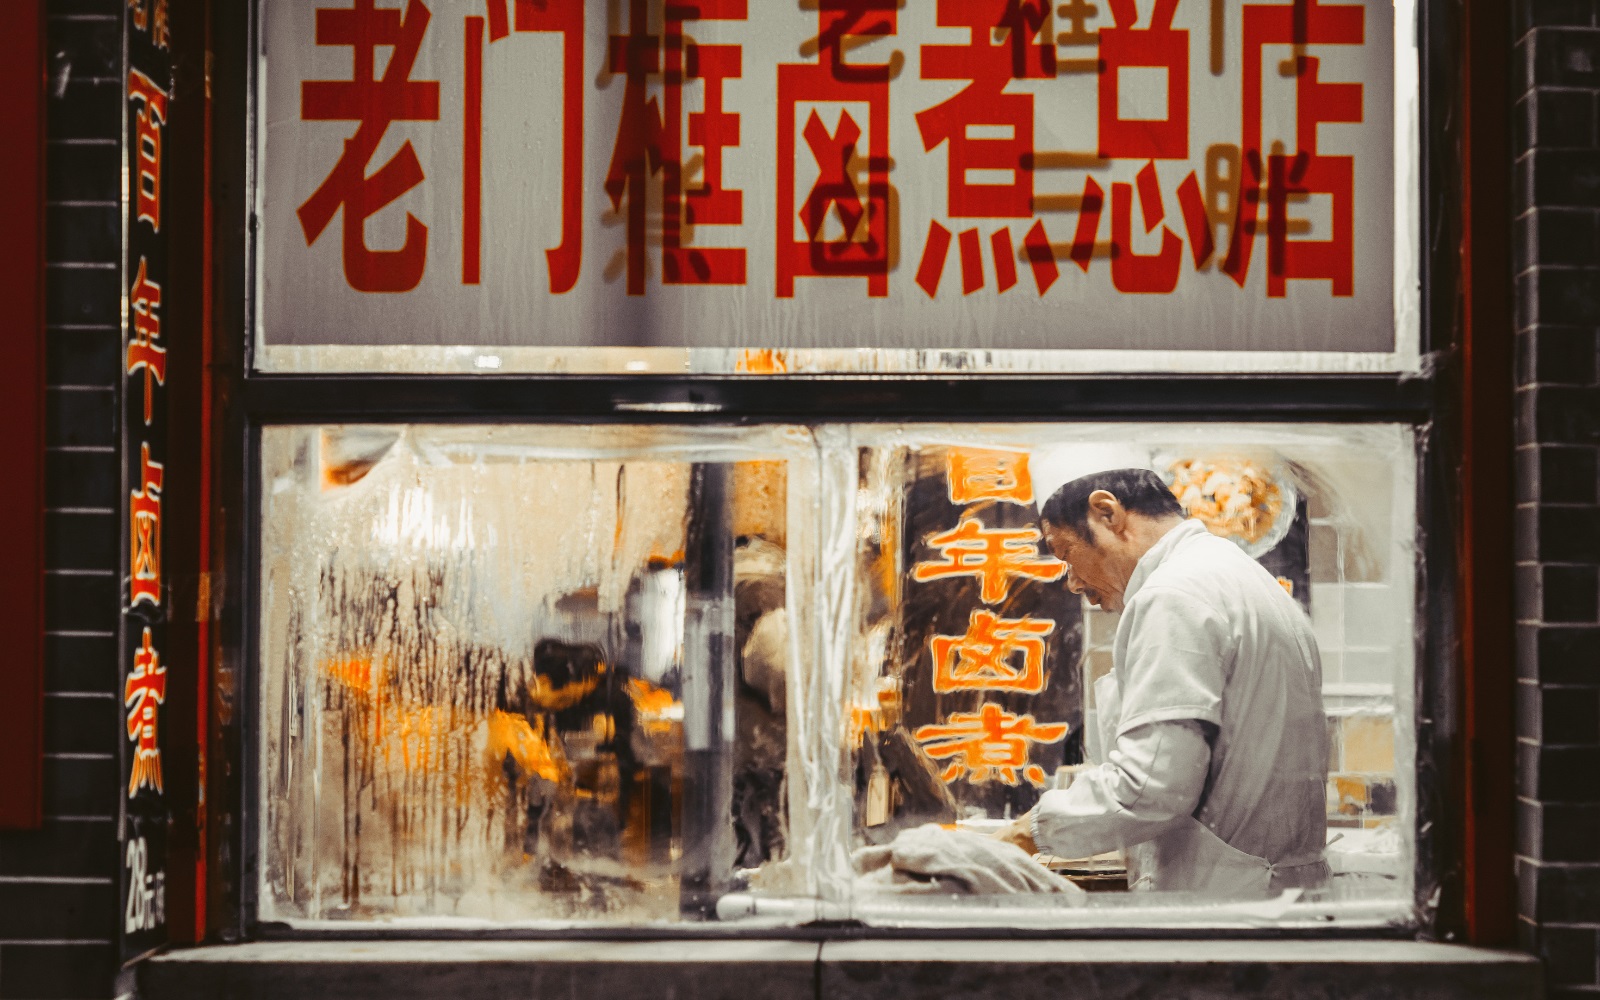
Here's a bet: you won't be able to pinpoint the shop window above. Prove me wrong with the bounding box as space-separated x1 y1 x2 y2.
258 422 1417 928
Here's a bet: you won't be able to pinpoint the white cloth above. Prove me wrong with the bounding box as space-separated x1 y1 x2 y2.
1031 519 1329 892
853 824 1082 895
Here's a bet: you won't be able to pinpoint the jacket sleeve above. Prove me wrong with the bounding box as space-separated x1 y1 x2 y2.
1114 586 1233 735
1030 719 1211 860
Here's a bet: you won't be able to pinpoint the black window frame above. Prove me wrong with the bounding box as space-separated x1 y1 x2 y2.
206 0 1475 944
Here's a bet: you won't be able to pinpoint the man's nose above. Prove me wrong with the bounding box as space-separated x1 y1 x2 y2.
1065 569 1085 595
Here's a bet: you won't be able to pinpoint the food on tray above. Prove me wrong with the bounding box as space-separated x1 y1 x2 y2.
1166 457 1285 546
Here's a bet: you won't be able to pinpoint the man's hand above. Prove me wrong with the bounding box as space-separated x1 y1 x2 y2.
993 811 1038 856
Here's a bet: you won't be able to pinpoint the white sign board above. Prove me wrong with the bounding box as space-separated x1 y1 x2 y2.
259 0 1404 367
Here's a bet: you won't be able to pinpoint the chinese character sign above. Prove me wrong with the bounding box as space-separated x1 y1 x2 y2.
261 0 1397 359
899 447 1082 816
915 703 1068 785
121 0 172 963
126 628 168 796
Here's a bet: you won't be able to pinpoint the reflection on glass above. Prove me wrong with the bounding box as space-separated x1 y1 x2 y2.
833 426 1416 925
259 423 1418 928
260 426 808 923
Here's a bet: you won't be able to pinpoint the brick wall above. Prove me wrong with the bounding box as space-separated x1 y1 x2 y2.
0 1 123 998
1513 2 1600 996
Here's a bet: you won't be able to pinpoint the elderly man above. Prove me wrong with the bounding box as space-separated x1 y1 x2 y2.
998 451 1329 896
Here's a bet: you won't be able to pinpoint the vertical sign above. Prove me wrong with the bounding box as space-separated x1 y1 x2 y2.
121 0 172 963
901 448 1082 818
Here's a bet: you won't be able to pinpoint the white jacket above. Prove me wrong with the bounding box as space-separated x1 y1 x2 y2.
1032 519 1329 895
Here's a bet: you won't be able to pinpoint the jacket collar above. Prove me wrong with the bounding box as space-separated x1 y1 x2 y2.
1121 519 1207 607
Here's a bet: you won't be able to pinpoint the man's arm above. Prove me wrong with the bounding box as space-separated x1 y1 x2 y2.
997 720 1211 858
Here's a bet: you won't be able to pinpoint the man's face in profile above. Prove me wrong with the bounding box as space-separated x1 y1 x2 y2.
1044 519 1126 613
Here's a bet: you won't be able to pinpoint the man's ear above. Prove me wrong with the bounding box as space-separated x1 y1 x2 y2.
1086 489 1127 534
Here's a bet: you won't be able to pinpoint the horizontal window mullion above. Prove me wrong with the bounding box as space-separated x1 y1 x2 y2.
238 374 1436 425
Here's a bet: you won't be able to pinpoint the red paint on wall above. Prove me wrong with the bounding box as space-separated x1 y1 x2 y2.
0 0 46 831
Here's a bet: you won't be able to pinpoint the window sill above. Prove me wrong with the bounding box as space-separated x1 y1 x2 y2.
142 938 1540 1000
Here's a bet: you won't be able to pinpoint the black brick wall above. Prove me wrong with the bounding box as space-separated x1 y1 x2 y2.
1514 2 1600 997
0 2 123 998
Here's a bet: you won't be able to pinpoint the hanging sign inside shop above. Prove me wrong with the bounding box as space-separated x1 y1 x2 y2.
121 0 172 964
259 0 1397 357
900 448 1082 817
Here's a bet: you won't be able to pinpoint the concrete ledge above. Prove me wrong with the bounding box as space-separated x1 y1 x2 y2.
141 940 821 1000
142 938 1541 1000
821 940 1542 1000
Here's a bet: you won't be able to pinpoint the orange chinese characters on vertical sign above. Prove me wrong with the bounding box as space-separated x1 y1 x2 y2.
946 448 1033 505
298 0 441 293
151 0 170 49
775 0 897 298
127 258 165 426
930 609 1055 695
911 516 1066 603
913 703 1067 785
129 444 164 607
128 69 167 232
125 628 167 796
914 0 1059 298
606 0 748 295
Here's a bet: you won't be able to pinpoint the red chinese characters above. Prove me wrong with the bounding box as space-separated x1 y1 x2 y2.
127 258 165 426
913 703 1068 785
130 444 164 608
125 627 167 796
918 0 1053 218
468 0 584 291
1262 51 1363 296
128 69 168 233
1097 0 1188 160
776 0 897 297
914 0 1059 298
946 448 1033 505
1110 161 1185 293
930 609 1055 695
1068 0 1214 292
298 0 441 293
1072 161 1215 293
1222 0 1364 296
911 516 1066 604
606 0 747 294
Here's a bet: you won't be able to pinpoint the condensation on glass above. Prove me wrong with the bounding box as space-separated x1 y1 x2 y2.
258 423 1418 929
258 425 818 925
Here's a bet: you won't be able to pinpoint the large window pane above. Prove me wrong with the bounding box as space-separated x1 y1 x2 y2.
805 424 1417 927
260 422 1418 928
258 425 818 924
